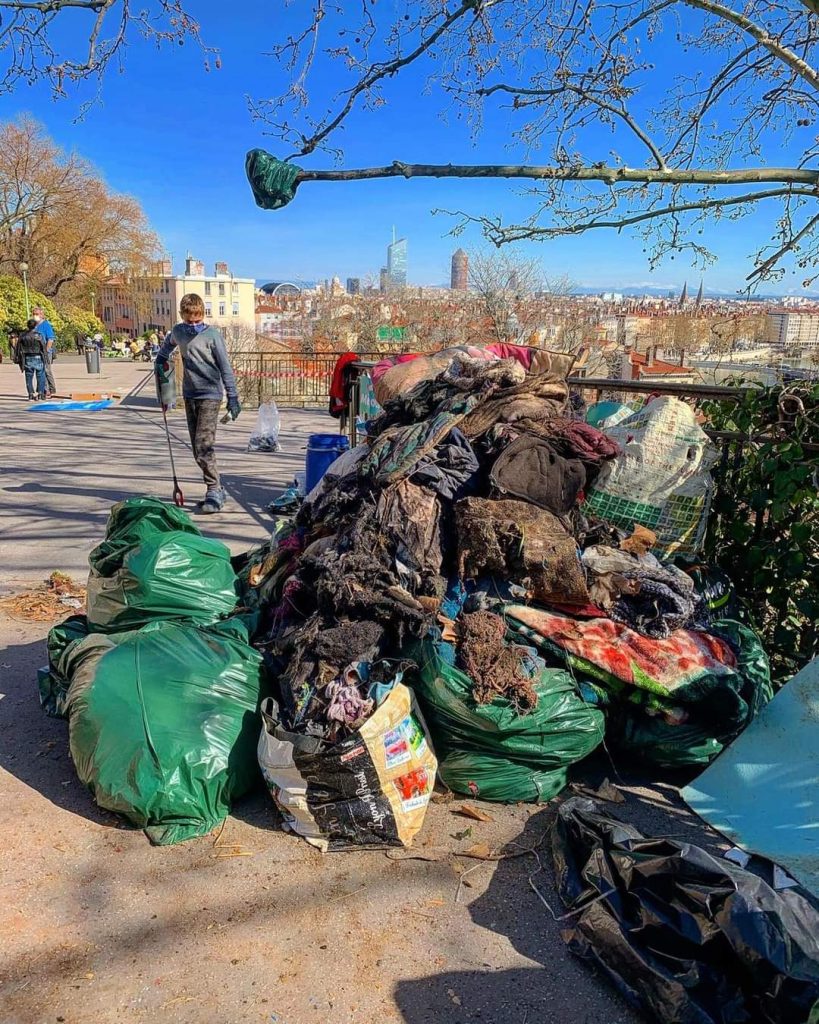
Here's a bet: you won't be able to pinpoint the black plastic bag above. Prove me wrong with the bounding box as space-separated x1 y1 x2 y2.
551 797 819 1024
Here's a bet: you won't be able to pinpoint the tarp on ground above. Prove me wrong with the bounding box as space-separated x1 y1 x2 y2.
682 656 819 898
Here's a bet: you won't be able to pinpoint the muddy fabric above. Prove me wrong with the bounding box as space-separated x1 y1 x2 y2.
377 479 443 583
362 388 484 487
490 434 586 516
582 545 703 638
411 428 480 500
185 398 222 489
460 371 569 439
459 611 537 711
314 621 384 665
456 498 589 606
529 349 577 379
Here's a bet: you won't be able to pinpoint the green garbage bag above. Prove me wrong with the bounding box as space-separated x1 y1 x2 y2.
39 614 90 717
89 496 199 575
410 640 605 802
64 615 267 844
87 497 238 632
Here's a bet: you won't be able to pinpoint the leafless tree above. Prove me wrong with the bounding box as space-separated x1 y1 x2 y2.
468 248 544 342
0 0 213 97
249 0 819 287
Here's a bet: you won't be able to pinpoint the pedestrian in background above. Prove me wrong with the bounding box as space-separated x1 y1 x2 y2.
32 306 57 396
16 318 48 400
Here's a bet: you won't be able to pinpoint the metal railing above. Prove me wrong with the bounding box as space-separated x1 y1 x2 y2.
228 351 386 408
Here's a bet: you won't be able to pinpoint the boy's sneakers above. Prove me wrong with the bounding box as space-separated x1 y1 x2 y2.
199 487 226 514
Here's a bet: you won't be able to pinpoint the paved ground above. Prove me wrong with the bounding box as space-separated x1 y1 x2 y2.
0 358 724 1024
0 356 328 585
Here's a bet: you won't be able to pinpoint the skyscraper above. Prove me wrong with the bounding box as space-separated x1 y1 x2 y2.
451 248 468 290
387 233 407 290
346 277 361 295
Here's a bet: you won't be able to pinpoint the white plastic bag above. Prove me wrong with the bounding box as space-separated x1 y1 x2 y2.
247 400 281 453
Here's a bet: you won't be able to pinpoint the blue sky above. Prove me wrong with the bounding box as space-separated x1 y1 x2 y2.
6 0 813 293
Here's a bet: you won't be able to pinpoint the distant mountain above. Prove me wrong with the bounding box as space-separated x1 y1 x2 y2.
571 283 819 300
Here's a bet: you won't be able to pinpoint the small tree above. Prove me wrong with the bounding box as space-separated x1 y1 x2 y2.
0 118 160 299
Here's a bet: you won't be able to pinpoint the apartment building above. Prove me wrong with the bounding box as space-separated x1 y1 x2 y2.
766 309 819 350
98 257 256 342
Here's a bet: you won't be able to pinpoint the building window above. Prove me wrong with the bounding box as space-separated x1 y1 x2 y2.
204 281 211 296
205 302 212 317
232 281 239 294
218 282 225 296
232 302 239 316
218 302 226 316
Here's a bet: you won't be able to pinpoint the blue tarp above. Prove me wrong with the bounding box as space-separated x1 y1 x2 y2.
683 657 819 897
29 400 115 412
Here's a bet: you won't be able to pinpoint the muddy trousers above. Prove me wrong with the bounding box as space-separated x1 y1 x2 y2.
184 398 222 490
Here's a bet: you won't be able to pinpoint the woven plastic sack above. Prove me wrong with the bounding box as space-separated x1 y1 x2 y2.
584 397 718 558
86 498 237 632
64 616 267 844
258 682 437 852
410 639 604 802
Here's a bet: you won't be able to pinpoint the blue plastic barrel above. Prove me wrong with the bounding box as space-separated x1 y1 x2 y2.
305 433 350 493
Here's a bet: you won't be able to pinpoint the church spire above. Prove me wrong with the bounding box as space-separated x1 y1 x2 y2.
678 281 688 307
695 279 704 308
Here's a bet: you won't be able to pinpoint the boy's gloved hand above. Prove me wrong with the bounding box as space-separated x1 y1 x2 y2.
227 396 241 421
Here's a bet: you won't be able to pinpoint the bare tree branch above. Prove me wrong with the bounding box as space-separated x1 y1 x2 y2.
294 160 819 188
682 0 819 92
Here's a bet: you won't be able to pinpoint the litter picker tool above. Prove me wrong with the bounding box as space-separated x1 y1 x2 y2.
161 404 185 507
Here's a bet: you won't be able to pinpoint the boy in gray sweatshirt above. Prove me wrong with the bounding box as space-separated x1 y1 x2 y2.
156 292 241 513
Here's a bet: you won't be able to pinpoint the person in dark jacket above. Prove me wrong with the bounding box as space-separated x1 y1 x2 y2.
16 319 48 400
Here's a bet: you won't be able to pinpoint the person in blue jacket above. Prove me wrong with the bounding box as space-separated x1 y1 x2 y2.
155 293 241 514
32 307 56 396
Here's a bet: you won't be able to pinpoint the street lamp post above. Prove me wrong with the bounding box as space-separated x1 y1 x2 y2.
90 289 96 316
19 262 30 319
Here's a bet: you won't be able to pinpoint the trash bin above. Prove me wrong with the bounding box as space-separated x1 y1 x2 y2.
85 346 100 374
305 434 350 493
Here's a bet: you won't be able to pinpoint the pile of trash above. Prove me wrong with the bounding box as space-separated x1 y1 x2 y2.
0 571 85 622
237 344 771 819
41 345 776 852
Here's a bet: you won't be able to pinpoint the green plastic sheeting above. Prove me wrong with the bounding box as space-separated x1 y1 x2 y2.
64 615 267 845
683 657 819 898
245 149 302 210
86 497 238 632
410 640 604 802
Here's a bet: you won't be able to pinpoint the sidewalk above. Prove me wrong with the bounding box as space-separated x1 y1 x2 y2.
0 356 330 586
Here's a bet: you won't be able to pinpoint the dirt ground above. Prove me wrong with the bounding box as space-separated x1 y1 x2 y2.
0 358 729 1024
1 610 727 1024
